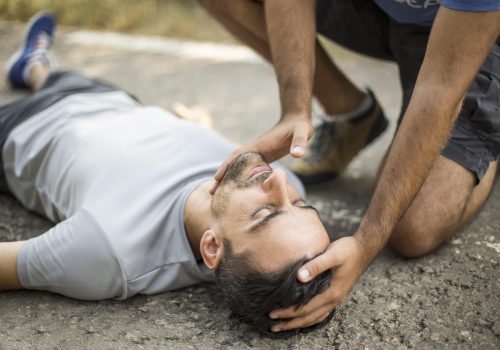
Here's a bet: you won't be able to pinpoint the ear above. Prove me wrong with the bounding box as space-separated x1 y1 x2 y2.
200 229 223 270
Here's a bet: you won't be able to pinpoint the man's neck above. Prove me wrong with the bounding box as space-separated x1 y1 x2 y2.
184 180 215 259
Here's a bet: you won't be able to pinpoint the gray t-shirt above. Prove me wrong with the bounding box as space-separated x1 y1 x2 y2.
3 91 305 300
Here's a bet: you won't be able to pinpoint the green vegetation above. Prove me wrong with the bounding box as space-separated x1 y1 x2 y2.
0 0 234 42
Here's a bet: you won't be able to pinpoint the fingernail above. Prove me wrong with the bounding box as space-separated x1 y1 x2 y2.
271 326 281 332
269 313 278 319
210 181 217 193
292 146 303 154
299 268 310 281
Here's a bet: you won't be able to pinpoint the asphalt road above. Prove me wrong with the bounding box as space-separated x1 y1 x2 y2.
0 23 499 349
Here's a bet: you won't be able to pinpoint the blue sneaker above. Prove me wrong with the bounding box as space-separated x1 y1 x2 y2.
5 11 56 88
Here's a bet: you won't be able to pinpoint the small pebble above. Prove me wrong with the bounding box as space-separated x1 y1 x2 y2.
388 302 400 310
460 330 471 341
422 266 435 274
154 319 168 327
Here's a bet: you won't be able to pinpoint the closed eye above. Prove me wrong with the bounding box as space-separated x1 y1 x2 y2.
248 209 284 232
251 199 307 219
251 205 275 219
248 200 320 233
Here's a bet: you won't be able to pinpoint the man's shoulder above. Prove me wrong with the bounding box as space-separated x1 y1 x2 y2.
441 0 500 12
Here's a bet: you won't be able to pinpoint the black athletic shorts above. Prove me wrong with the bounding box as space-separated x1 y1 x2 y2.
316 0 500 181
0 71 125 192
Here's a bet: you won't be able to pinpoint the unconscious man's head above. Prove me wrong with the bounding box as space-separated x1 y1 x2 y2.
200 152 332 333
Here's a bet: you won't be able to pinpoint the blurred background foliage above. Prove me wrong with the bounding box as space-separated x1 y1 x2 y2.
0 0 234 42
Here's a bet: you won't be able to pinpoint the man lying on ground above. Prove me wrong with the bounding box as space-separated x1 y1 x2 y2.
0 12 333 333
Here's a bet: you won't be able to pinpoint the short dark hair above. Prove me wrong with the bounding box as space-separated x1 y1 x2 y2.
215 240 333 334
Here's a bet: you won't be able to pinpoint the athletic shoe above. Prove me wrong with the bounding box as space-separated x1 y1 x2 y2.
290 90 389 184
5 11 56 88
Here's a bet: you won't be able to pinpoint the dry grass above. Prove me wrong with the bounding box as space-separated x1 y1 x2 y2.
0 0 235 42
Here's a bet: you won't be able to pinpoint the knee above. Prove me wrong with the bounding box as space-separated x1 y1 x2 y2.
198 0 237 13
389 223 442 258
198 0 218 12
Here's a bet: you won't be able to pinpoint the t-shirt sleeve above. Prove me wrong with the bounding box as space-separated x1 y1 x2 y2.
16 209 127 300
441 0 500 12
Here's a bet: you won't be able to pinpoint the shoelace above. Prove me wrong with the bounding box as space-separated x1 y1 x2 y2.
28 32 52 64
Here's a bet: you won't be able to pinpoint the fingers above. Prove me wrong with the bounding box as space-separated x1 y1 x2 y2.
171 102 188 119
213 156 233 183
271 296 322 319
271 306 334 332
289 122 310 158
211 150 242 194
297 243 343 282
270 287 336 319
211 118 312 193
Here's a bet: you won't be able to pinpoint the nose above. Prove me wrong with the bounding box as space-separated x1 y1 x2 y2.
262 169 289 204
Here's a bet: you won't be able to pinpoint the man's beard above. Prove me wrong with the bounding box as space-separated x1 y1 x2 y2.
219 152 271 189
211 152 271 217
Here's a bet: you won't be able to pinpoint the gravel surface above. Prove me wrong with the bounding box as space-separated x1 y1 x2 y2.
0 23 499 349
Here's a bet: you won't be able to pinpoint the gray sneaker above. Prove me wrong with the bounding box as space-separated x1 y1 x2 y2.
291 90 388 184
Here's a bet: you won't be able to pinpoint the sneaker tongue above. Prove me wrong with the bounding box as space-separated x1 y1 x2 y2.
29 32 52 60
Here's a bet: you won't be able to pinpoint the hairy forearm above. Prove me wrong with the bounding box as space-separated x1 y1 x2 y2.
355 8 500 262
264 0 316 118
357 96 462 260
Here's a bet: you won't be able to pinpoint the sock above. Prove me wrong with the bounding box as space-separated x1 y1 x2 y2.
320 92 374 123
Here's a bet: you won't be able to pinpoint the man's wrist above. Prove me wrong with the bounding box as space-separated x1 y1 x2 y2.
352 224 386 268
281 110 311 122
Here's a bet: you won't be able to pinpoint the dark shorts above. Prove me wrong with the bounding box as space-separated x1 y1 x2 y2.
316 0 500 181
0 71 124 192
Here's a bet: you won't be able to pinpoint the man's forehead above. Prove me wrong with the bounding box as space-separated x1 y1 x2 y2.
242 217 329 272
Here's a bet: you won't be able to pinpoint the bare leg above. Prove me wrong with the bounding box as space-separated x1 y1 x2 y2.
199 0 365 115
389 157 497 257
27 61 50 92
0 241 25 291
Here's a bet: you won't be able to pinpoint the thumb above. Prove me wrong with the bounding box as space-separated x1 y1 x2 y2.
214 158 230 183
211 154 236 194
298 245 343 282
213 148 243 184
290 124 309 158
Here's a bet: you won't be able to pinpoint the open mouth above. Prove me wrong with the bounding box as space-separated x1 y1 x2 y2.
247 165 272 180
